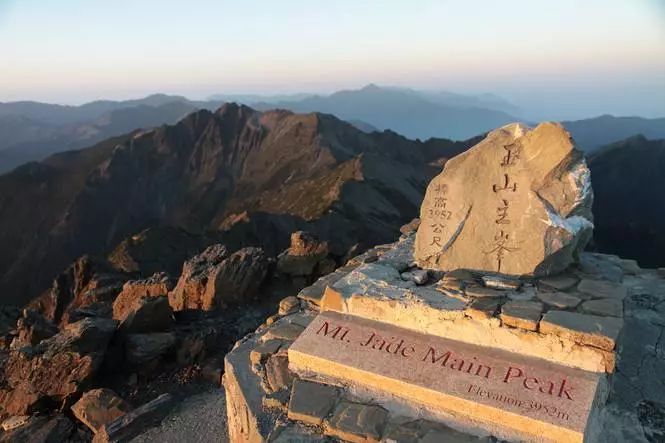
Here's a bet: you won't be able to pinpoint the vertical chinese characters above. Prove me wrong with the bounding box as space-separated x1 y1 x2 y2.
428 183 451 248
486 143 521 272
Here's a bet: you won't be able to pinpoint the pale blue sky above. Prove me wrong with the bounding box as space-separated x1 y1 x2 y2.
1 0 664 119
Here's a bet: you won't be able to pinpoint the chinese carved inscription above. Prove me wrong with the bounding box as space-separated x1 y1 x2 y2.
486 142 522 272
414 122 593 276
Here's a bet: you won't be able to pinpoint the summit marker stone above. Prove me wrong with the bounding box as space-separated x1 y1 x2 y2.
415 122 593 276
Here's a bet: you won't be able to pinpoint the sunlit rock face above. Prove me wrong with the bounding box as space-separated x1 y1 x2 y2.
415 122 593 277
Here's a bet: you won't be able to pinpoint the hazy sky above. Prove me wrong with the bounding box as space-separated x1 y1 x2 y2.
1 0 664 119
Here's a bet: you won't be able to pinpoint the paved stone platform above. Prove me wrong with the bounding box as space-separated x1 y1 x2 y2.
223 234 665 442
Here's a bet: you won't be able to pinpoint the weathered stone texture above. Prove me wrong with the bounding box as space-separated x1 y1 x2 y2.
415 122 593 276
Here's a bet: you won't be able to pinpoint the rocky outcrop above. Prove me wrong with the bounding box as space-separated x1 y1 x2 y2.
9 310 58 350
26 256 128 326
112 273 175 334
277 231 332 277
168 245 229 311
113 296 173 334
169 245 269 311
124 333 176 368
415 122 593 276
0 317 117 415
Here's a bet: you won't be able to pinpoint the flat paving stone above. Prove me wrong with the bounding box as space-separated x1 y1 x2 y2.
577 279 627 300
536 291 582 309
464 297 502 321
287 379 339 426
581 298 623 318
540 310 623 351
499 300 544 331
325 401 388 443
464 285 505 298
538 275 579 291
262 322 305 341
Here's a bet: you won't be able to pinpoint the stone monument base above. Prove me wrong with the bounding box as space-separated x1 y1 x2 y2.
224 233 656 443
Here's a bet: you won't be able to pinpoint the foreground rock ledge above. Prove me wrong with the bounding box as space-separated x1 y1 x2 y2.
415 122 593 277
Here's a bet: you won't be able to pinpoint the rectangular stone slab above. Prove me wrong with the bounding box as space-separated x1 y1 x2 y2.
289 312 606 443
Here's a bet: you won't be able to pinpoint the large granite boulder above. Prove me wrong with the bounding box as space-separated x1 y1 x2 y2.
415 122 593 276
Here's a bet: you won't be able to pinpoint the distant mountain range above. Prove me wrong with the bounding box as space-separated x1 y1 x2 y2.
250 84 520 140
0 85 663 173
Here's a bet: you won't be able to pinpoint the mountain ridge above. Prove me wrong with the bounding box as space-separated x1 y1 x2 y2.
0 103 470 306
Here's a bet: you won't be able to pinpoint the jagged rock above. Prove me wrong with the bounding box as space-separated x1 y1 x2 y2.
9 310 58 349
27 256 128 326
415 122 593 277
207 247 269 305
71 388 132 434
168 244 229 311
124 333 176 367
0 317 117 415
112 273 175 318
93 394 172 443
277 231 330 277
113 296 173 334
169 245 268 311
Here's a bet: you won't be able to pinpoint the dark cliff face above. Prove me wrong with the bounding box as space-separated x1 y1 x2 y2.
589 136 665 267
0 104 469 306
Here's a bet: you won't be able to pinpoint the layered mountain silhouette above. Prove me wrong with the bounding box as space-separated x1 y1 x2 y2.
589 135 665 267
564 115 665 153
2 86 662 173
0 104 470 306
251 84 519 141
0 95 224 173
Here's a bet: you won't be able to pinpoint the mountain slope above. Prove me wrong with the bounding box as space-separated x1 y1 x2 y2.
0 104 469 305
563 115 665 153
589 135 665 267
0 96 222 173
252 84 518 140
